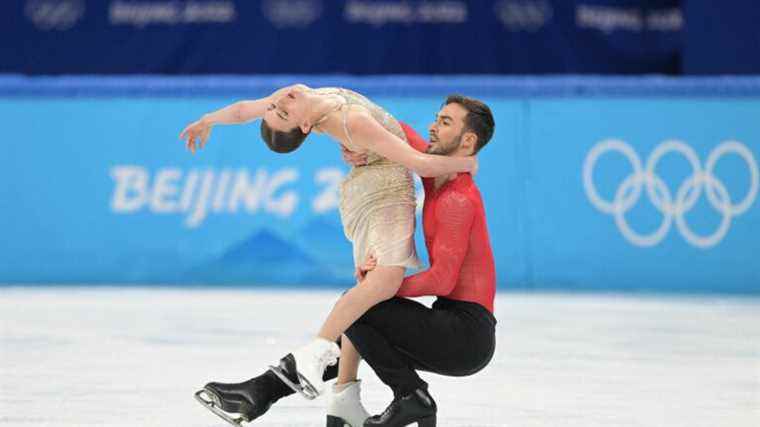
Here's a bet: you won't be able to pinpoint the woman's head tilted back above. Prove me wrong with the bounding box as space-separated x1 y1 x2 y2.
260 121 309 153
261 86 312 153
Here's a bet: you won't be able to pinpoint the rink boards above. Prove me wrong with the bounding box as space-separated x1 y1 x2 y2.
1 76 759 292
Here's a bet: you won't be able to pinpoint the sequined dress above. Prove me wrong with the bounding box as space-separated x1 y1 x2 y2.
314 87 420 269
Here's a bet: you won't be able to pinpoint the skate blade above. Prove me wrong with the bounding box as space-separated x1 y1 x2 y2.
268 365 320 400
194 389 248 427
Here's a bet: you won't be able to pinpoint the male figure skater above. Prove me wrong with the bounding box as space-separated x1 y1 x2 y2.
344 94 497 427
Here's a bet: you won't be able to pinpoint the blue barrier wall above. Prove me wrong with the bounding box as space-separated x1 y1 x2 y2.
2 76 759 292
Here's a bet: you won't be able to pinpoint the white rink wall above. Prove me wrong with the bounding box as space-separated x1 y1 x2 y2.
1 287 759 427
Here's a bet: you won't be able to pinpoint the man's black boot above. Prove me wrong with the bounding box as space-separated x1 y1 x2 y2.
364 388 437 427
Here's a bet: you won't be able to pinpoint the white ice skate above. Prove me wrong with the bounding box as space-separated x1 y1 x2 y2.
326 380 371 427
269 338 340 400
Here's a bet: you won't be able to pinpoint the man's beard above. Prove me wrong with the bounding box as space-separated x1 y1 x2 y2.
426 134 462 155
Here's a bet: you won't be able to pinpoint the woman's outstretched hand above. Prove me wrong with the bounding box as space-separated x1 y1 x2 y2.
179 118 213 154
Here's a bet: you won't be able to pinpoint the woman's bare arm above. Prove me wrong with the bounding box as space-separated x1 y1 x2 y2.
200 84 309 125
345 110 476 177
179 84 308 153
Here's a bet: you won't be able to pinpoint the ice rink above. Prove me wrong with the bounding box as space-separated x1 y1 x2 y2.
1 287 758 427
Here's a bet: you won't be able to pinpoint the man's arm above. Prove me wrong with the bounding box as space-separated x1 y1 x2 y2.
396 191 475 297
399 122 429 153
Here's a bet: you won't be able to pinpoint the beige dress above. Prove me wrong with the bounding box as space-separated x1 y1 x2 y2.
314 87 420 269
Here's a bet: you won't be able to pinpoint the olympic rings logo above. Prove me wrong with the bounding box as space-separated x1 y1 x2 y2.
583 140 758 248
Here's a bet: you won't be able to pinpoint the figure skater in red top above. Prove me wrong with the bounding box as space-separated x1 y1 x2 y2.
343 95 497 427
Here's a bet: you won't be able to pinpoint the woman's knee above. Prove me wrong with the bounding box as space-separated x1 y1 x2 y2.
362 265 405 301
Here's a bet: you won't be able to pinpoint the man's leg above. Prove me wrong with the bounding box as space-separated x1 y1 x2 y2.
345 297 495 426
344 298 447 426
344 297 461 395
347 318 428 395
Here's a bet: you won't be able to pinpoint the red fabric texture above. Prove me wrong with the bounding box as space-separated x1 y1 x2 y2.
396 123 496 313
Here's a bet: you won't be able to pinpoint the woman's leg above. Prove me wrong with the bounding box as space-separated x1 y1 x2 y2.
325 270 403 427
317 265 405 342
329 335 372 426
276 266 404 400
337 334 361 385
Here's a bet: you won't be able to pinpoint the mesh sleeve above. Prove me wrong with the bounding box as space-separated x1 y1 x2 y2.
397 191 474 297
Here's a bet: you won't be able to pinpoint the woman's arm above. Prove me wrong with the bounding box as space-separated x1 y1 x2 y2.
179 84 307 153
200 99 269 126
179 101 262 154
203 84 310 125
345 110 476 177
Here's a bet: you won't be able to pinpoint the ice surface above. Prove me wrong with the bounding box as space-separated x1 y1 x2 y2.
1 287 758 426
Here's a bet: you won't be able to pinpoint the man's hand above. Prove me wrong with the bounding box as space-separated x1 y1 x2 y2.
179 117 213 154
341 145 369 167
354 254 377 282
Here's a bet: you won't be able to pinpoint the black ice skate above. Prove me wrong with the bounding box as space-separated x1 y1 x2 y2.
194 371 287 426
364 388 437 427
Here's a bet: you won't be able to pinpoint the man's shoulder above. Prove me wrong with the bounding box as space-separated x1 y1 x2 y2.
399 122 429 153
438 176 477 208
449 173 484 205
452 173 478 192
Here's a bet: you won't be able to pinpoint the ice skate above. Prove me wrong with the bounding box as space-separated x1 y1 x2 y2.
364 388 437 427
325 380 371 427
194 371 289 426
195 388 248 427
269 337 340 400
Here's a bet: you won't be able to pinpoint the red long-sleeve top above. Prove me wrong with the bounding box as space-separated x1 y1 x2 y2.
396 123 496 313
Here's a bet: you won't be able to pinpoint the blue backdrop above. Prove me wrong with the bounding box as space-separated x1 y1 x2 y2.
4 0 685 75
2 76 759 292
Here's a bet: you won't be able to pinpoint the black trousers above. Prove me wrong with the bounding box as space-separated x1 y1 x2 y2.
345 296 496 397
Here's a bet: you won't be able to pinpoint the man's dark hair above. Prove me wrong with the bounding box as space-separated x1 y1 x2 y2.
260 120 309 153
444 94 495 154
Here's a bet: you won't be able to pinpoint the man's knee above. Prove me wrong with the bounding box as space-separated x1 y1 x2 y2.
344 321 368 350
